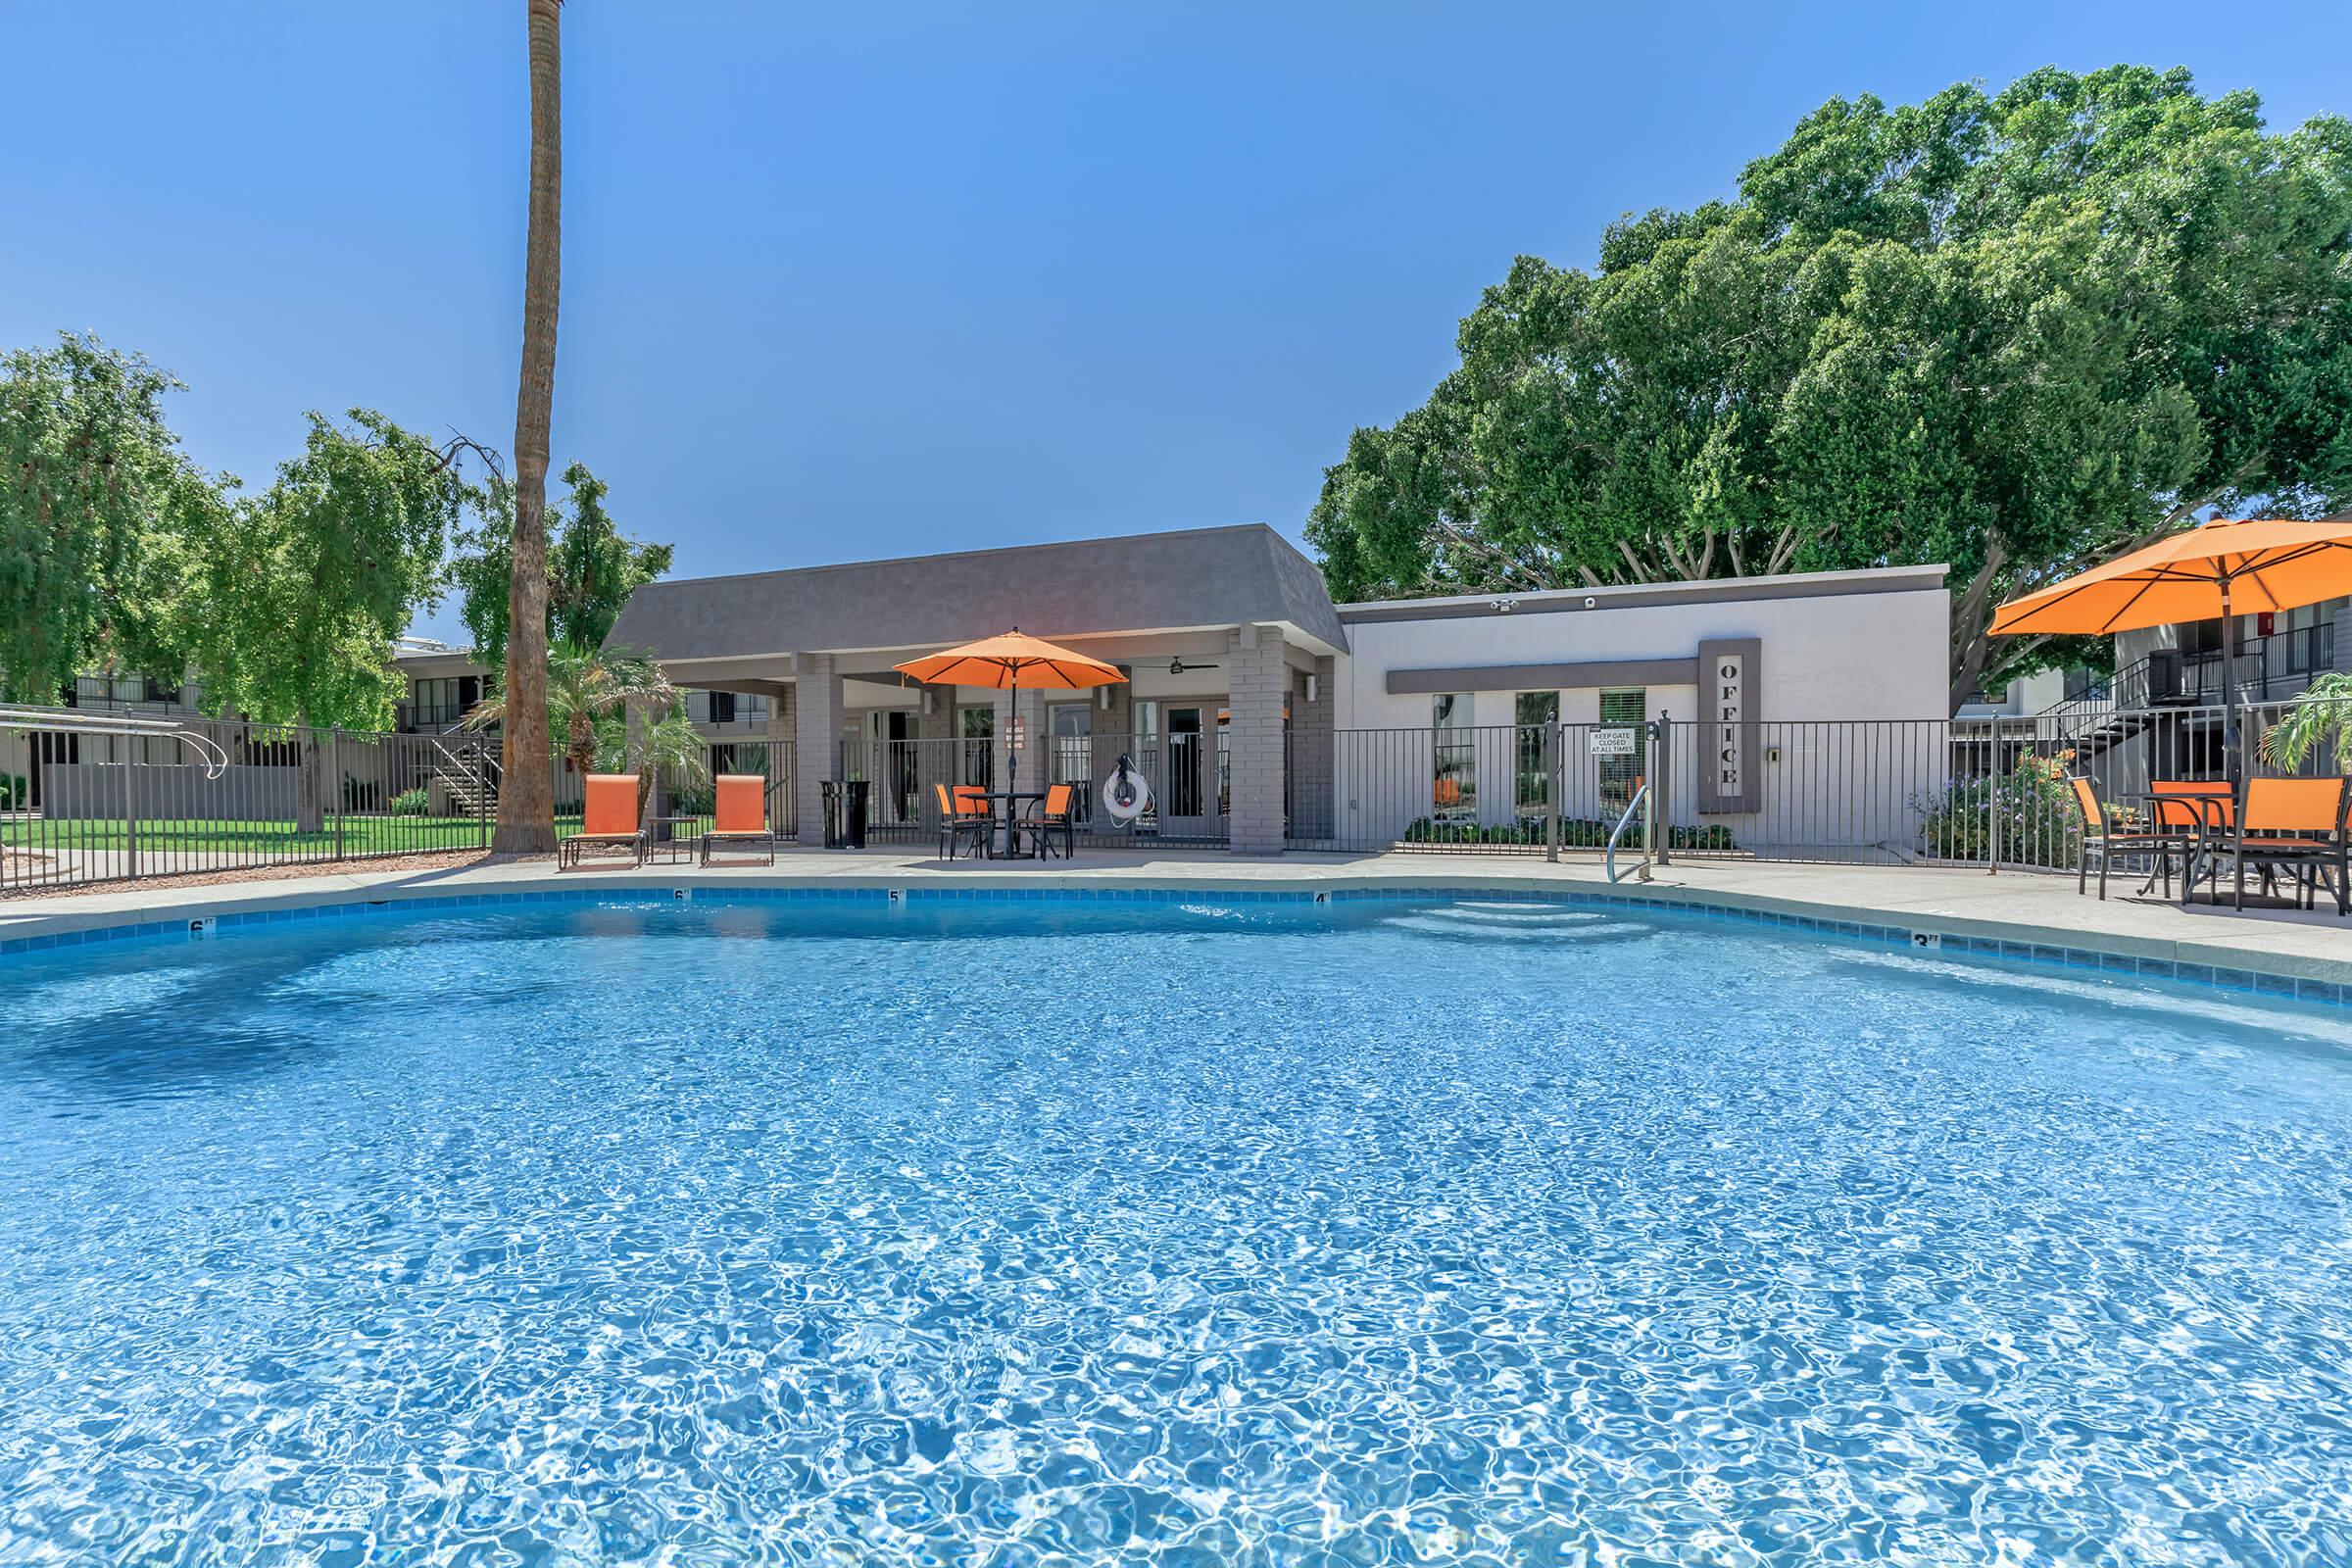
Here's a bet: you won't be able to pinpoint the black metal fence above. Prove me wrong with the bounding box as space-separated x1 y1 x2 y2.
839 732 1232 849
8 696 2349 890
1294 700 2352 870
6 710 622 895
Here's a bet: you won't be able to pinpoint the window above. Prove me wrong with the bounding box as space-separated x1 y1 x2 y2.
959 706 995 789
411 677 466 729
1514 691 1557 814
1048 703 1093 823
709 691 737 725
1598 688 1645 811
1432 694 1475 822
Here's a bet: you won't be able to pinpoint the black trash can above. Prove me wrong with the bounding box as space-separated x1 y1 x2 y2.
821 780 872 849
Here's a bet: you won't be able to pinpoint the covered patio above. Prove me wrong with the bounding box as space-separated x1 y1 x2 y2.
603 524 1348 855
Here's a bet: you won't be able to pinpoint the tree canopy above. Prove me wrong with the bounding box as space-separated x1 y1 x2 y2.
1305 67 2352 710
452 462 672 667
0 333 228 702
188 409 463 733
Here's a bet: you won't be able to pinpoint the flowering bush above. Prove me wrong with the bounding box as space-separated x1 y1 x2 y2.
1920 751 2082 869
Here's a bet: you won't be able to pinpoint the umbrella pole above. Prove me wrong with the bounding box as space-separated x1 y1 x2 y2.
1006 667 1019 858
2222 577 2241 795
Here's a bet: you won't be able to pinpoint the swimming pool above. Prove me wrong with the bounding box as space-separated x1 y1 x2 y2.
3 893 2350 1565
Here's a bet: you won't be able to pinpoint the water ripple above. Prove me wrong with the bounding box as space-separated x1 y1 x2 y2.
1 899 2349 1564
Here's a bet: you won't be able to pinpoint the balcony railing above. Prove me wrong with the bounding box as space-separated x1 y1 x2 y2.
2042 624 2335 729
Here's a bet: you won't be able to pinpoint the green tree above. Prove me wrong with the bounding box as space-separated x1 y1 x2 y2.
452 463 672 666
189 411 462 830
0 333 225 701
1306 68 2352 711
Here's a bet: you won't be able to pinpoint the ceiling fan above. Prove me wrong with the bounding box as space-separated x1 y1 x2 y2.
1166 658 1219 675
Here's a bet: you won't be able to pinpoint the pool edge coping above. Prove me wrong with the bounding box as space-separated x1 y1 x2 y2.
4 869 2348 1009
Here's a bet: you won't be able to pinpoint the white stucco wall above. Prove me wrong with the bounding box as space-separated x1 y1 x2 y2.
1324 568 1951 855
1336 570 1948 730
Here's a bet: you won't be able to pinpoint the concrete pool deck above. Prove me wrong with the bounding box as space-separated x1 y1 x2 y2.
3 846 2348 992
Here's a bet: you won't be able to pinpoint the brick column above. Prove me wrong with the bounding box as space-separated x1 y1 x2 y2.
764 685 797 839
1289 655 1336 842
914 685 956 822
1092 666 1134 788
991 685 1049 797
793 654 842 846
1226 623 1289 855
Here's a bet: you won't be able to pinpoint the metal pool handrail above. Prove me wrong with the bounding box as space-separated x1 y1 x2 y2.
1606 783 1651 883
0 706 231 780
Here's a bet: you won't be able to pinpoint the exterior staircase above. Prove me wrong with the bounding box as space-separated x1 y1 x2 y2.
427 736 500 814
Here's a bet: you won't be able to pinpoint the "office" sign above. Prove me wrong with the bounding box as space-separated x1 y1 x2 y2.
1695 638 1761 814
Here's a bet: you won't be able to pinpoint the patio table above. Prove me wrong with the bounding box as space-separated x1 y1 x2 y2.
649 814 705 865
2133 787 2232 901
981 790 1049 859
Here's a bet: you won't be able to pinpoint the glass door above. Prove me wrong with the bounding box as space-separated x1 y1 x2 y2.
1048 702 1093 825
884 710 917 824
1161 705 1216 837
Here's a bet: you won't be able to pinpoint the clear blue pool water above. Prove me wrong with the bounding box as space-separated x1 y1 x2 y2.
3 895 2352 1566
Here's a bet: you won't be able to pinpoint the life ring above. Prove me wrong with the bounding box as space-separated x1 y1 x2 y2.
1102 754 1152 822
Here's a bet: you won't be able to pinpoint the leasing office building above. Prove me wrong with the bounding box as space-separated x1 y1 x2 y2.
602 524 1950 856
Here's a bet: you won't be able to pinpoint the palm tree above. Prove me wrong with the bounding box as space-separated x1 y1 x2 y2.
2260 672 2352 773
493 0 565 855
592 706 711 821
467 646 678 784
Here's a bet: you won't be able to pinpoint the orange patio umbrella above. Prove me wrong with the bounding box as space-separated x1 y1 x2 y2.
892 629 1127 799
1989 515 2352 775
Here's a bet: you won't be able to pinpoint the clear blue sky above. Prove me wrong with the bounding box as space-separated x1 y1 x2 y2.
5 2 2348 643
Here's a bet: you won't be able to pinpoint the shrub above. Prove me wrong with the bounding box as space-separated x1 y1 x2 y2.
1401 813 1735 852
389 787 431 817
1919 752 2081 869
0 773 24 812
341 775 382 812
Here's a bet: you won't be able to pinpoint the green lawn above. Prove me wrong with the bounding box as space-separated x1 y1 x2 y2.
1 814 589 855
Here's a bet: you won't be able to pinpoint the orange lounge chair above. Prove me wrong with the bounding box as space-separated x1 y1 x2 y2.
560 773 646 870
700 773 776 865
935 781 992 860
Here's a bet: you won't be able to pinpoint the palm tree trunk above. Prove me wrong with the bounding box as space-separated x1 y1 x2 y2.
493 0 564 855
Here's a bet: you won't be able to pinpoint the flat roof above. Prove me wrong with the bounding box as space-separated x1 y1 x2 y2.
1338 564 1950 624
606 523 1349 660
